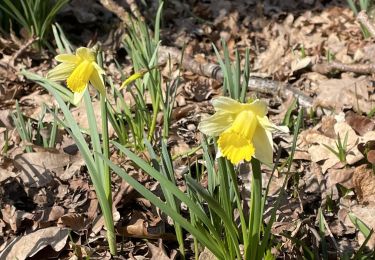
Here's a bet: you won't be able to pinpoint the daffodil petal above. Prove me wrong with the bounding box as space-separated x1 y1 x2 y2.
212 96 244 113
93 62 105 75
66 60 94 93
198 112 234 136
55 54 80 63
245 99 268 117
253 125 273 165
47 63 76 81
212 97 268 118
76 47 95 61
73 91 85 105
89 68 106 96
218 131 255 165
258 116 289 133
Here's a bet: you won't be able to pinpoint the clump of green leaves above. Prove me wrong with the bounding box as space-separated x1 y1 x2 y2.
0 0 68 48
347 0 372 38
11 101 59 153
323 132 349 164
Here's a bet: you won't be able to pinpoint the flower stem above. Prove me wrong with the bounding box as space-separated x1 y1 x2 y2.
100 94 116 255
246 159 262 260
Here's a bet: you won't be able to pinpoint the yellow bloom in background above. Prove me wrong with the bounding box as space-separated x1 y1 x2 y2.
47 47 106 98
198 97 288 165
120 71 147 89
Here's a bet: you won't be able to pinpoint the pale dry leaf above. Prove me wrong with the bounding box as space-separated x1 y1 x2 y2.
253 33 289 76
314 76 373 113
290 56 312 73
199 247 216 260
147 240 174 260
13 151 70 188
0 227 69 259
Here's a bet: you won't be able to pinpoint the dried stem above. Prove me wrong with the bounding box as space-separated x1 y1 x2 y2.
125 0 144 21
312 60 375 75
9 37 38 67
99 0 132 27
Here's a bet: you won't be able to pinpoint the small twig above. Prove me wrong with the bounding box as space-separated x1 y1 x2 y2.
357 10 375 37
125 0 145 21
99 0 132 27
9 37 38 67
312 60 375 75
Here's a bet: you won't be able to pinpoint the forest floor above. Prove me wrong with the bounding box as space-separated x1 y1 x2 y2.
1 0 375 259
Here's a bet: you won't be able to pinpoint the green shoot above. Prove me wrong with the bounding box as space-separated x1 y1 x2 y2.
322 132 349 164
347 0 372 38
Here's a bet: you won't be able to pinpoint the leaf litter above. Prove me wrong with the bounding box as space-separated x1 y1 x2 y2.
1 0 375 258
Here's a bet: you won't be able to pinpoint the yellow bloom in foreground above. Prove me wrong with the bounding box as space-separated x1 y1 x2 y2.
198 97 288 165
47 47 106 98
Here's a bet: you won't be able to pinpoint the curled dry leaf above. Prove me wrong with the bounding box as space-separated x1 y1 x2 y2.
0 227 69 260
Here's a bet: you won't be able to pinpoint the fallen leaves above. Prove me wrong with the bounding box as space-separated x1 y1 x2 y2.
314 76 374 113
299 114 375 173
0 227 68 260
13 151 70 188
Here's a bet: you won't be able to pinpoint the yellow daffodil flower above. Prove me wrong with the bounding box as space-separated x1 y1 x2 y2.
120 71 147 89
198 97 288 165
120 66 160 89
47 47 106 99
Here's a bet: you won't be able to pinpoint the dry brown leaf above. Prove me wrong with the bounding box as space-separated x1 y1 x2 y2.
314 76 373 113
325 168 354 200
0 227 69 259
58 213 86 231
34 205 65 223
199 247 216 260
147 240 176 260
345 111 375 136
13 151 70 188
352 164 375 204
254 31 289 77
1 204 28 232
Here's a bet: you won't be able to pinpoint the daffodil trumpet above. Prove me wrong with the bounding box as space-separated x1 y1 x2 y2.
199 96 287 165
